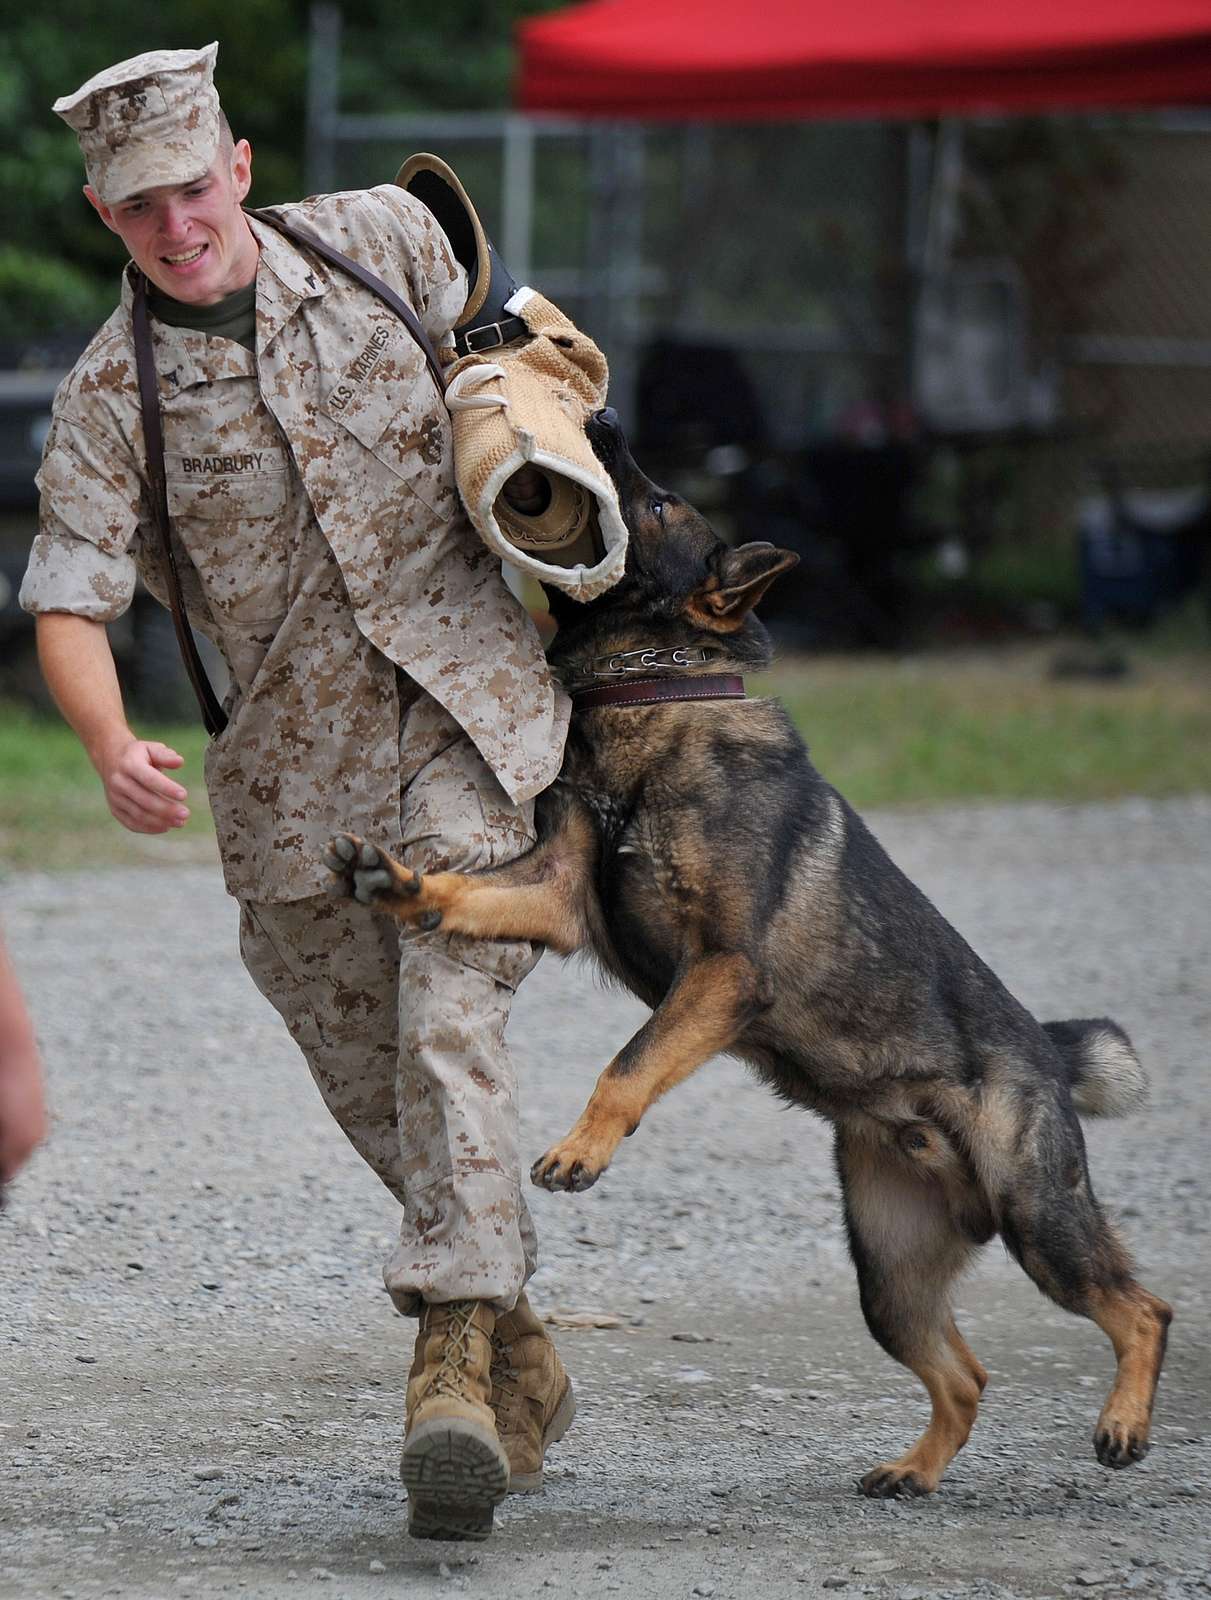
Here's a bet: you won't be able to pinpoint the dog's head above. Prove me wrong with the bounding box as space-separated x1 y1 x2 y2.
571 408 798 638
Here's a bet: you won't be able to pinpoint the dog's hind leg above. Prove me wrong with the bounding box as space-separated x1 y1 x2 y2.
836 1126 987 1498
995 1098 1171 1471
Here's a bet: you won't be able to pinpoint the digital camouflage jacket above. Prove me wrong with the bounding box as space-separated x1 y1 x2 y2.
21 185 570 901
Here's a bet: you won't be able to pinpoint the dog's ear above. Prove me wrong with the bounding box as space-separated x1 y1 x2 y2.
684 543 799 632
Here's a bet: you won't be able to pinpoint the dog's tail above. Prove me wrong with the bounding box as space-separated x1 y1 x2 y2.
1043 1017 1147 1117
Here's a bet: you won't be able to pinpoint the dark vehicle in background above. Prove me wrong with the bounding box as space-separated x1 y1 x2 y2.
0 344 201 717
635 337 929 650
0 368 58 701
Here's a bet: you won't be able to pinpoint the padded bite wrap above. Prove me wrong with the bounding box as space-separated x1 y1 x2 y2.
397 152 626 602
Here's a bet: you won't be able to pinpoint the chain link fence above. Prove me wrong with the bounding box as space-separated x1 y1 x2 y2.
312 86 1211 640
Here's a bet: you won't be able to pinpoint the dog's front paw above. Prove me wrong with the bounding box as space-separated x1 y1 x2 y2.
859 1462 937 1499
530 1139 608 1194
322 833 439 925
1093 1416 1151 1469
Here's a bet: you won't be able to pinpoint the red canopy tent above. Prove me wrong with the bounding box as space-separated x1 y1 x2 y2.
517 0 1211 121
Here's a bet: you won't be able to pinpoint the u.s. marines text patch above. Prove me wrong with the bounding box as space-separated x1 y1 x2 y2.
327 324 396 416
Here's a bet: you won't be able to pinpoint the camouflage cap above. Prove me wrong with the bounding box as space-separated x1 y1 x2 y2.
53 43 221 206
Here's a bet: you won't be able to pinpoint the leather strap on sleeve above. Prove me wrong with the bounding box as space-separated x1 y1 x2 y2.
128 206 455 737
245 207 449 396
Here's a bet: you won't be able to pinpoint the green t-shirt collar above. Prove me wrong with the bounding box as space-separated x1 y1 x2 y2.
147 279 257 352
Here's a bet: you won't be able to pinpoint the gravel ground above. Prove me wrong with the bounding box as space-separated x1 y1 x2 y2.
2 795 1209 1600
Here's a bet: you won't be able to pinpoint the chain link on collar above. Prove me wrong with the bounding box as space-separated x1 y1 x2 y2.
587 646 716 678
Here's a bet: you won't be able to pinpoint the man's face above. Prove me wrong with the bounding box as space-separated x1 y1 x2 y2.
86 139 259 305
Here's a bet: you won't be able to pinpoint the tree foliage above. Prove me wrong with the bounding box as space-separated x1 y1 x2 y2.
0 0 564 343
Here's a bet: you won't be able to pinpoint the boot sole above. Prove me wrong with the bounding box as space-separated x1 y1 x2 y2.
507 1378 577 1495
401 1416 510 1541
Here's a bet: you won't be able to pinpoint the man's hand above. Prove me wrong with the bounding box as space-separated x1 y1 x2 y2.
34 614 191 835
96 736 190 835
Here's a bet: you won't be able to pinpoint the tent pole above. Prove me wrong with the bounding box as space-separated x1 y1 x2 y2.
923 121 965 277
612 124 645 432
587 125 645 430
906 121 936 416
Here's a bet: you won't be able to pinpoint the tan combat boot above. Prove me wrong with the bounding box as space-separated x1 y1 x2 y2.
490 1292 576 1493
401 1300 510 1540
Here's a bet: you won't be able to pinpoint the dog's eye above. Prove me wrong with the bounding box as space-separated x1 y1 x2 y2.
649 498 667 523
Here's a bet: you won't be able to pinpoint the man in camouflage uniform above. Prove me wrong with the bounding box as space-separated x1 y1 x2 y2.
22 42 577 1541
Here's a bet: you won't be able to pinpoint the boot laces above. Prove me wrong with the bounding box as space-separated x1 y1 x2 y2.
428 1301 480 1401
489 1329 525 1423
490 1330 520 1395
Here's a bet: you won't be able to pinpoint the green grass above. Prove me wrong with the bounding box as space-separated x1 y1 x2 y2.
0 705 216 873
757 644 1211 809
2 641 1209 872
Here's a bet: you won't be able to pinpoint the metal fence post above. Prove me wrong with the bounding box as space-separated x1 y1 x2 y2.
306 3 342 196
502 115 535 288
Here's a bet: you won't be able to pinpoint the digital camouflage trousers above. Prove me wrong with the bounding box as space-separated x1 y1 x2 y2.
237 691 541 1313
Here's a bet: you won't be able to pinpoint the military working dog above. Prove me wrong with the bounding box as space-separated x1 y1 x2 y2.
325 408 1171 1499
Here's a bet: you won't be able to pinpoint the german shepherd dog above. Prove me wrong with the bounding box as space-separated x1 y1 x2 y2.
325 408 1171 1499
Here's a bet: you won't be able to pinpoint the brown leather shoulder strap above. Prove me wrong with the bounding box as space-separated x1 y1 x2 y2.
244 206 448 395
130 271 229 738
129 205 453 737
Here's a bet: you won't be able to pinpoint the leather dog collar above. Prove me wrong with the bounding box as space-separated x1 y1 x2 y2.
570 674 746 711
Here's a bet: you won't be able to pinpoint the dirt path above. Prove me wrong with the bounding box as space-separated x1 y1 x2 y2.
2 796 1208 1599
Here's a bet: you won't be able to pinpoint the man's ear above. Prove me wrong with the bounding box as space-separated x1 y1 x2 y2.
685 543 799 632
231 138 253 204
84 185 120 235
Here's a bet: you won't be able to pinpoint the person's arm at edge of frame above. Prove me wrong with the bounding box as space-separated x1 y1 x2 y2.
0 931 47 1192
34 612 192 836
